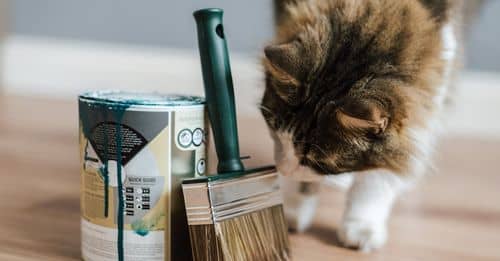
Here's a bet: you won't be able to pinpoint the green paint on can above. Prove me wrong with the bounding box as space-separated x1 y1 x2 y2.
79 91 205 261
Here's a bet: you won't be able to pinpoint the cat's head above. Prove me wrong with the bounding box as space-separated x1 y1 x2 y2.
261 0 445 177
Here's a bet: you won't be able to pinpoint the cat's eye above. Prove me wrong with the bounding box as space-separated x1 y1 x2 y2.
271 80 306 107
288 82 312 107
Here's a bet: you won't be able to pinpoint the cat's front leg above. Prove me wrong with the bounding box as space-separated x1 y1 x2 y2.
337 170 405 252
281 176 321 232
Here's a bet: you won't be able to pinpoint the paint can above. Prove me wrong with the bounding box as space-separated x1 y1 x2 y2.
78 91 206 261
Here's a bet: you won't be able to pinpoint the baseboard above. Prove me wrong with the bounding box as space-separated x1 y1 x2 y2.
2 35 264 114
2 35 499 138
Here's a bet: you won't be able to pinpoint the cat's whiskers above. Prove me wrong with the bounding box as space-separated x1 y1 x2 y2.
259 104 287 129
286 117 301 134
258 104 275 116
323 154 340 170
292 139 333 170
307 156 330 174
311 144 339 172
310 143 329 158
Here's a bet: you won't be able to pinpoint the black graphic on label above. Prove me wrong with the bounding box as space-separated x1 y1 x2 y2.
90 122 147 165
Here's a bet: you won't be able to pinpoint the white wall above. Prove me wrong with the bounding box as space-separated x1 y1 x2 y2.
8 0 500 71
9 0 274 55
3 36 500 138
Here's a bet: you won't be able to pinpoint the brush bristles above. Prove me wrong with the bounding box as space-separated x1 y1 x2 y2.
188 224 223 260
188 205 290 261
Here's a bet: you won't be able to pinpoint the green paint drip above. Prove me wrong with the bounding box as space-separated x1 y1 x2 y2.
106 102 129 261
131 220 149 236
79 100 111 217
130 211 165 237
80 98 129 261
134 228 150 237
114 112 125 261
101 111 111 219
99 165 109 217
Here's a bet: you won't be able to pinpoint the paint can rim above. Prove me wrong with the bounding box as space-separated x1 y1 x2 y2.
79 90 205 108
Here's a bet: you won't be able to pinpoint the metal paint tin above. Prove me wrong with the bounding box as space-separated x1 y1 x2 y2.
78 91 205 261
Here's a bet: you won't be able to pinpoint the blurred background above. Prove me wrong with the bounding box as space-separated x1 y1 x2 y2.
1 0 499 135
6 0 500 69
0 1 499 260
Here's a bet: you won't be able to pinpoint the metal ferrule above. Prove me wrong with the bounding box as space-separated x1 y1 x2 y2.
182 169 282 225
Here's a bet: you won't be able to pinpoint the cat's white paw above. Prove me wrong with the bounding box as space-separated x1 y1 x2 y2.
284 195 318 233
337 218 387 252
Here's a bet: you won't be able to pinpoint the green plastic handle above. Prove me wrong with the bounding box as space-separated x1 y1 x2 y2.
194 8 245 174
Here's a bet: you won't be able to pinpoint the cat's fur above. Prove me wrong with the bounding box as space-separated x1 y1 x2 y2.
261 0 464 251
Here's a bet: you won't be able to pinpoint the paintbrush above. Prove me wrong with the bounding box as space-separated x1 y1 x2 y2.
181 8 290 261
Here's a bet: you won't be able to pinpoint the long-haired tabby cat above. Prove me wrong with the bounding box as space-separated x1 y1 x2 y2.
261 0 466 251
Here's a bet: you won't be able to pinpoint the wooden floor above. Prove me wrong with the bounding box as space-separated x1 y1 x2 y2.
0 95 499 260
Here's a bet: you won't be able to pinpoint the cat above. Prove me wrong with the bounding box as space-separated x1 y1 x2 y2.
261 0 465 252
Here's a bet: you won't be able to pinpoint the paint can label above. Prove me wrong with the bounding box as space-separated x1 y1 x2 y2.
79 92 205 261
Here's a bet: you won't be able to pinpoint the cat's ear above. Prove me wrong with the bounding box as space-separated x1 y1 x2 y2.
264 41 303 86
336 99 389 134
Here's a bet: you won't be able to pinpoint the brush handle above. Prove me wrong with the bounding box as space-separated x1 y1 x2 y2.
194 8 244 173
